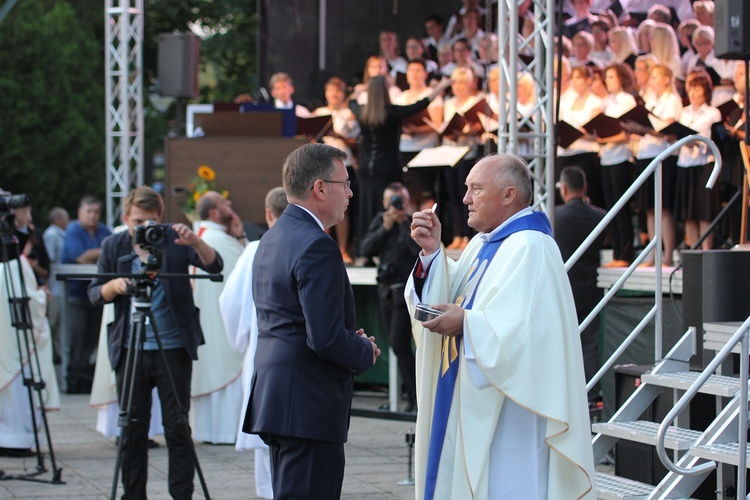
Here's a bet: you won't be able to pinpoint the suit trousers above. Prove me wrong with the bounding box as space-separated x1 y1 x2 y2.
116 348 194 500
262 434 345 500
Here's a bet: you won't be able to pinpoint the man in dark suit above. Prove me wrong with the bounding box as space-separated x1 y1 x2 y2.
246 143 381 499
553 166 605 403
89 186 222 499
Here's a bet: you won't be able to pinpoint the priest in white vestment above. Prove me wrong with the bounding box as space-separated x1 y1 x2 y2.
0 254 60 452
218 187 288 500
191 192 247 443
406 154 595 499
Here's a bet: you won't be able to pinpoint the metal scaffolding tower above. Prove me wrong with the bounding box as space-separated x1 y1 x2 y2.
105 0 144 227
495 0 557 221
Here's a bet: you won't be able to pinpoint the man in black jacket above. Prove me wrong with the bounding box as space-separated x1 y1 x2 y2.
88 186 222 499
553 166 605 403
361 182 421 412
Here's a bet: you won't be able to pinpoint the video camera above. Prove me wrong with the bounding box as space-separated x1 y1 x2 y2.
0 193 30 213
0 193 31 237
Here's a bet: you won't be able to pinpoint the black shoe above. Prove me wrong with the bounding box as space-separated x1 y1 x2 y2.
0 447 34 457
147 439 160 449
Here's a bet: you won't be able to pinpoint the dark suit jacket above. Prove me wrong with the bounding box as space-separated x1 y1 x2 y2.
88 228 223 370
554 198 606 315
245 204 374 444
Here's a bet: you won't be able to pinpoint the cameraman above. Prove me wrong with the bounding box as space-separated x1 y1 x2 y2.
88 186 222 499
361 182 421 412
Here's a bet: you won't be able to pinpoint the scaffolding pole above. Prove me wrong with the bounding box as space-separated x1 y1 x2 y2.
105 0 144 227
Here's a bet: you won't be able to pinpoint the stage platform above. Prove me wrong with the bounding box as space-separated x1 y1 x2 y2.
597 264 682 295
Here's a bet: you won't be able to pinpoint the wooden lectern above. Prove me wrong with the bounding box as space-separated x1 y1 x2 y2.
165 110 307 225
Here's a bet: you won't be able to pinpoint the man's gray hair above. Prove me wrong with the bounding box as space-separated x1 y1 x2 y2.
283 143 347 199
265 186 288 218
48 206 69 224
493 154 533 206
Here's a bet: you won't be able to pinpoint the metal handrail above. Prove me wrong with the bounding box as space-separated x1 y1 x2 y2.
565 134 722 394
654 316 750 483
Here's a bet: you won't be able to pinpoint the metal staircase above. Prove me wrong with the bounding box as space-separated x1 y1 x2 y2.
559 135 750 497
591 320 750 499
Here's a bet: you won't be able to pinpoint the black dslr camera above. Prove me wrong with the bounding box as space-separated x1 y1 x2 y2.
389 195 404 211
133 220 168 271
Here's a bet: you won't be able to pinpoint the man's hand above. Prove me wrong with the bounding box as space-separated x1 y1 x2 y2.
173 223 218 266
229 213 245 239
358 328 381 365
383 206 408 231
101 277 132 302
172 223 200 246
410 206 442 255
421 303 464 337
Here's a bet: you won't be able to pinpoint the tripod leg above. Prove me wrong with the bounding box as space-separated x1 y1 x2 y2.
111 312 146 500
149 316 211 499
1 255 63 484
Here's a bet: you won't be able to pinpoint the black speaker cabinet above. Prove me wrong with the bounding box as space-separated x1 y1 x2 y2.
157 33 200 98
715 0 750 60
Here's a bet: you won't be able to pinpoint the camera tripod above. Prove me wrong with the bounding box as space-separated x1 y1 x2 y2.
0 231 63 485
111 266 211 500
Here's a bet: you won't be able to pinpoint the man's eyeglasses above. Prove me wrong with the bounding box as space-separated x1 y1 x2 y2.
311 179 351 190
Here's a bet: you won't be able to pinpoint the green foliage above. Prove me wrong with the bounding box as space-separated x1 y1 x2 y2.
0 0 105 222
0 0 256 226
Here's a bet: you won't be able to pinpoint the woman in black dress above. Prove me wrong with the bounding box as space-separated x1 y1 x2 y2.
349 75 451 255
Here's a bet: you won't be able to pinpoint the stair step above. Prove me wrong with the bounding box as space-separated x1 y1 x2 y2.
691 442 750 467
640 371 740 397
595 471 653 499
592 421 701 450
703 321 744 354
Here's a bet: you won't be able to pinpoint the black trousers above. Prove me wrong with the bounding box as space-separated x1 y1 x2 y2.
116 348 194 500
263 434 345 500
66 297 103 391
378 282 417 402
601 161 635 262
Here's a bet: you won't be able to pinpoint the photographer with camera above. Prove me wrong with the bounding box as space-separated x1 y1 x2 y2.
88 186 222 499
361 182 421 412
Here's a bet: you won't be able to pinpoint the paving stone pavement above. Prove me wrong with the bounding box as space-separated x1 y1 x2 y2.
0 393 418 499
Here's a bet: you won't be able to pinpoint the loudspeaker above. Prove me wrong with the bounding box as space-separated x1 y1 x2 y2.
158 33 200 98
715 0 750 60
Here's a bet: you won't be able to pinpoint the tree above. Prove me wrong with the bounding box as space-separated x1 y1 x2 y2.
0 0 105 221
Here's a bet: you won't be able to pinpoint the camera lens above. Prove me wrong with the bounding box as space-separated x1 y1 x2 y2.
390 195 404 211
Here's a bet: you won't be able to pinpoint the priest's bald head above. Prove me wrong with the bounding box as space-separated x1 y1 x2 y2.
463 154 533 233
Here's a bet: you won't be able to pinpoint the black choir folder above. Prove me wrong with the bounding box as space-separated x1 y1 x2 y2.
296 115 332 137
557 120 584 149
403 108 432 128
558 110 631 149
424 112 469 136
618 104 654 129
658 121 697 140
717 99 743 127
583 113 623 138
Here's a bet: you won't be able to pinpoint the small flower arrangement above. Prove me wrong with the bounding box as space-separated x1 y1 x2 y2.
183 165 229 214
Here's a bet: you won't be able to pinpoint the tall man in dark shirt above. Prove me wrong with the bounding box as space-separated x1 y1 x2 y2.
553 166 605 402
361 182 421 411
